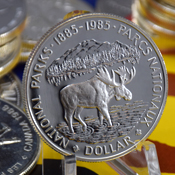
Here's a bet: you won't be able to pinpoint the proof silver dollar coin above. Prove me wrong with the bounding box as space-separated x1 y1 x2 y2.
23 13 167 162
0 99 40 174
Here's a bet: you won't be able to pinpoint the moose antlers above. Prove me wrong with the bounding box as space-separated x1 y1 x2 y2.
96 66 136 86
114 66 136 84
96 67 120 87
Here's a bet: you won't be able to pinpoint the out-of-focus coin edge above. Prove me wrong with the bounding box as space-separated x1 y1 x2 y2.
133 2 175 38
138 0 175 31
147 0 175 17
0 17 27 46
0 39 21 78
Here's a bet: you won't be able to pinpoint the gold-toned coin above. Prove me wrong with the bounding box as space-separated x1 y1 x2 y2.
133 0 175 38
138 0 175 31
147 0 175 18
162 0 175 7
0 36 21 62
132 3 175 53
0 36 21 78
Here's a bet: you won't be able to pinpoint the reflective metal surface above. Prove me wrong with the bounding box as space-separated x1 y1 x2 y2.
0 99 40 175
23 13 167 162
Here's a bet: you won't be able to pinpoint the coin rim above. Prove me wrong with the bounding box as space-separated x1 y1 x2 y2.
0 0 27 46
23 13 168 162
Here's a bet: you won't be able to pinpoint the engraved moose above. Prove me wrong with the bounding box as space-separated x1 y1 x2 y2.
60 66 136 133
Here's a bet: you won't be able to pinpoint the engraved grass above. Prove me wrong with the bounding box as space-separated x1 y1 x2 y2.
57 101 148 144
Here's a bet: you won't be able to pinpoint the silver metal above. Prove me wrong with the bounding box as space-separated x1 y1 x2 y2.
23 13 168 162
0 72 22 107
0 99 40 175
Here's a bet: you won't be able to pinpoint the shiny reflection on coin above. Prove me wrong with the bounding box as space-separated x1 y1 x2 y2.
0 0 26 45
0 99 40 175
23 13 167 162
0 72 22 107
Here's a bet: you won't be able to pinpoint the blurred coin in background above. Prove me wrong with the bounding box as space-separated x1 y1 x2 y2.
96 0 132 18
0 0 27 45
0 0 27 77
0 72 22 107
0 36 21 78
132 0 175 54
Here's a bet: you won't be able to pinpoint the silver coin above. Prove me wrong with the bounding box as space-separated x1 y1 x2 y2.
0 99 40 175
0 72 22 107
23 13 167 162
22 0 94 44
0 0 26 45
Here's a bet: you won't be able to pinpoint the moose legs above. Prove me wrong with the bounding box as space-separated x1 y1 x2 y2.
98 105 112 127
64 107 87 133
64 105 112 133
64 108 74 133
74 107 87 131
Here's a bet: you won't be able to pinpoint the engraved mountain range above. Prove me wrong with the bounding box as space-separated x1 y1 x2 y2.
46 39 140 86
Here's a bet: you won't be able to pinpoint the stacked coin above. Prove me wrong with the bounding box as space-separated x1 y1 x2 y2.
0 0 27 77
132 0 175 54
21 0 94 62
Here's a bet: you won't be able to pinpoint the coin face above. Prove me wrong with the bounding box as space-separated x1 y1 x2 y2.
0 99 40 175
23 13 167 162
0 72 22 107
